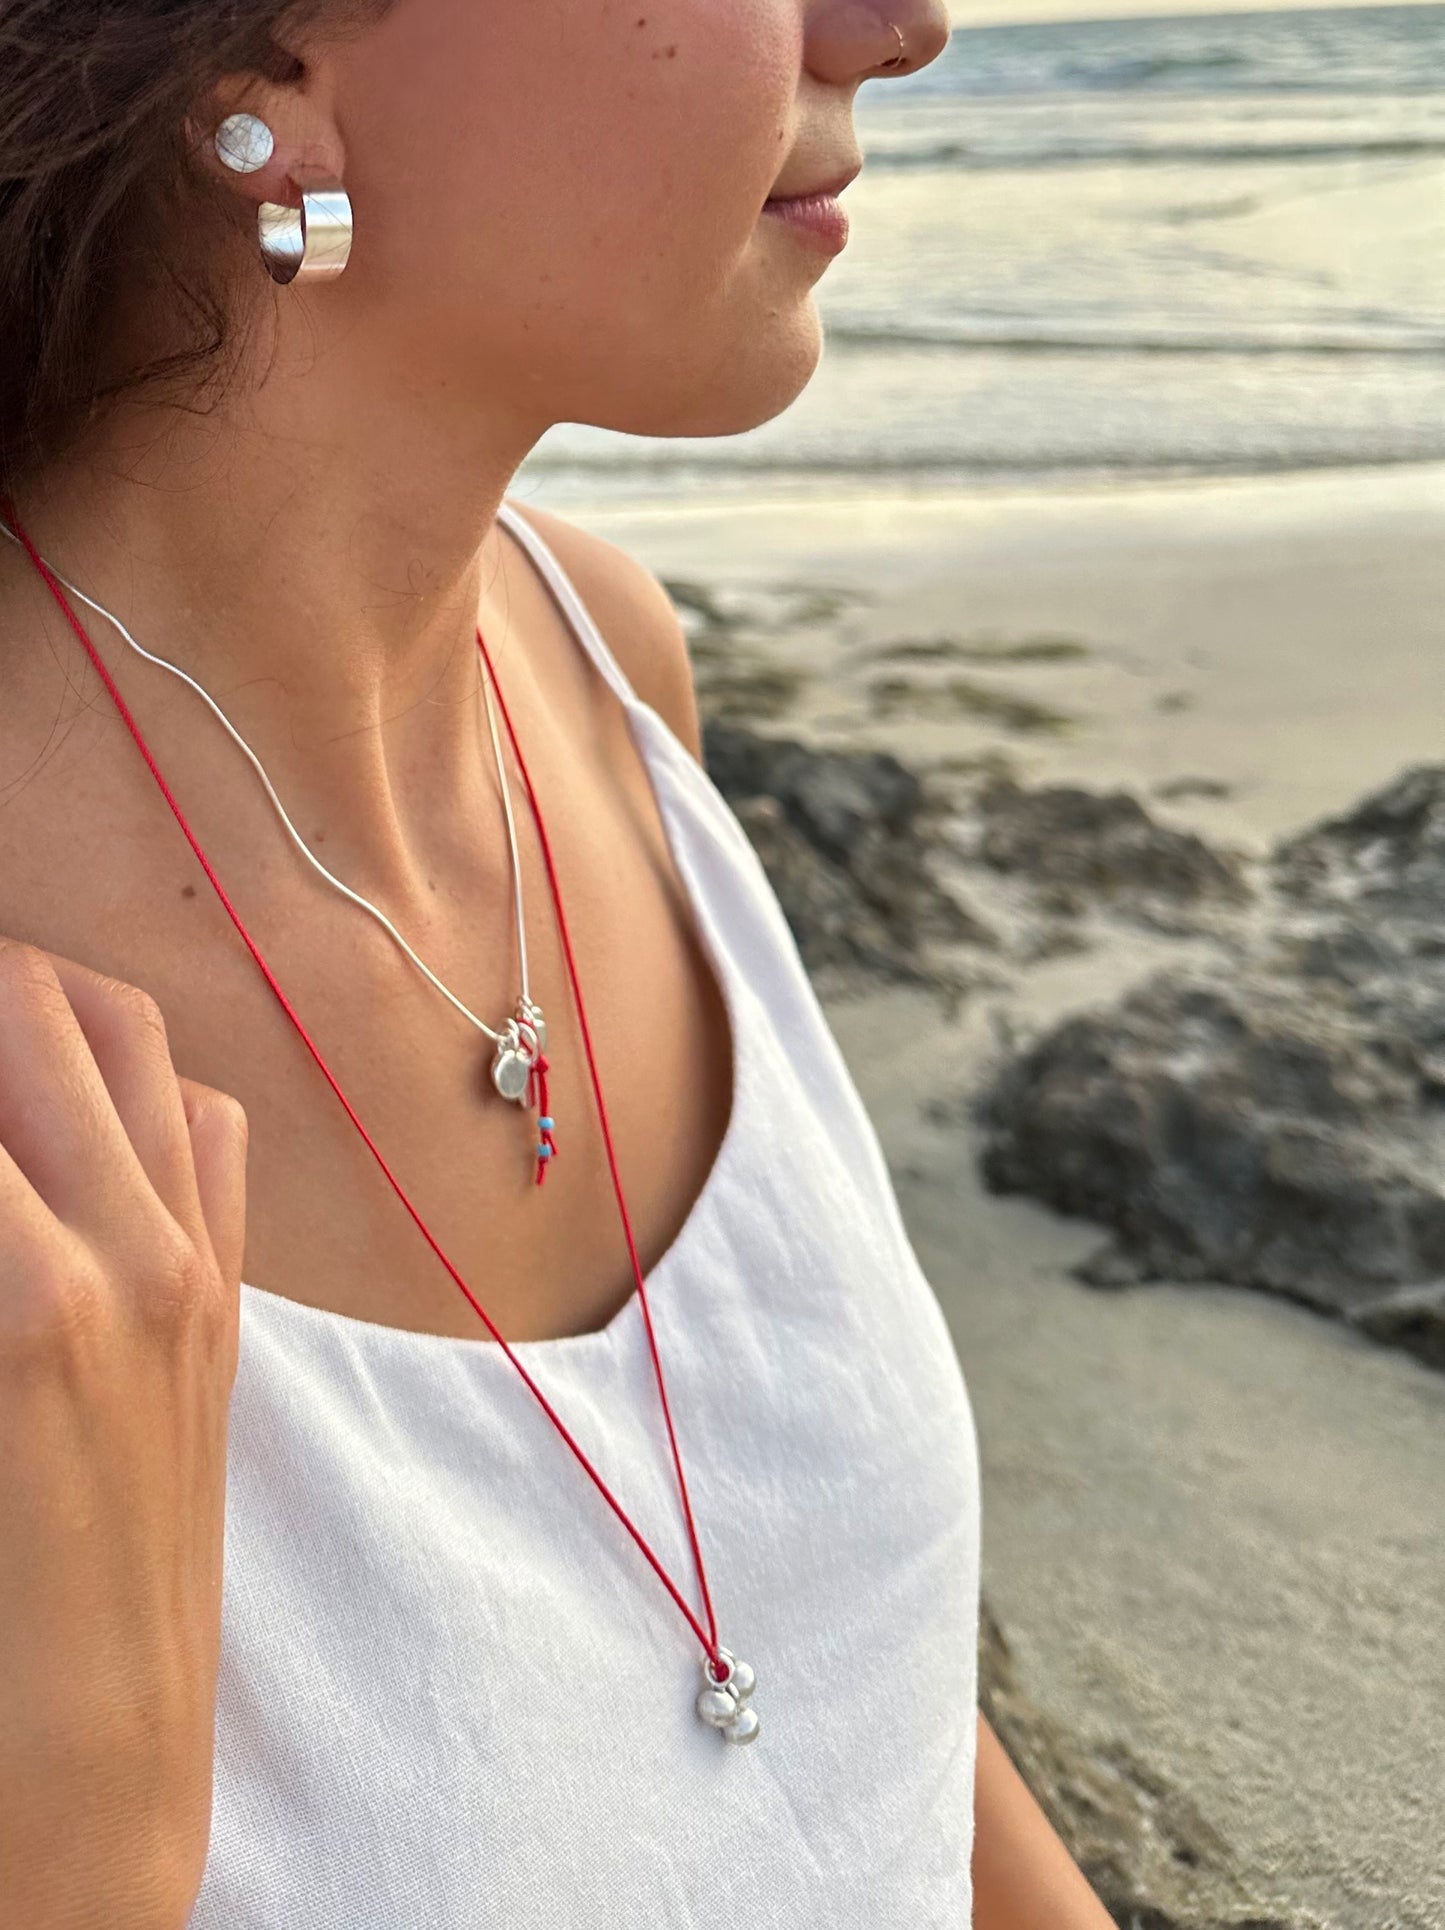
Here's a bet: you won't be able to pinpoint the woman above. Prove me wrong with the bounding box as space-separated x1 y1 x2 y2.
0 3 1115 1923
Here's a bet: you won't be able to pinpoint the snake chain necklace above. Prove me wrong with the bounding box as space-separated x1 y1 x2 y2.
0 516 558 1177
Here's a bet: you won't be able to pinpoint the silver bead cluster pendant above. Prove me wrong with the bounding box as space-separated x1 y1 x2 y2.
490 997 547 1104
695 1647 760 1745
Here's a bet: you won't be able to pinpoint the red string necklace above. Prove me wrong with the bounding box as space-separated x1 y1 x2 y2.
0 495 760 1744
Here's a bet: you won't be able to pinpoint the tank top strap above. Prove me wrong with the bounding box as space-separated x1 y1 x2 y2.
494 499 643 715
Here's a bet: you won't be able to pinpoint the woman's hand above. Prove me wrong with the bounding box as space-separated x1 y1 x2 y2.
0 941 249 1929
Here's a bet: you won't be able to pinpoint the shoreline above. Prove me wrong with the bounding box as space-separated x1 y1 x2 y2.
539 458 1445 851
524 456 1445 578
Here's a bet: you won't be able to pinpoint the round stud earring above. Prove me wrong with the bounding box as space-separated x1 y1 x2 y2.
214 112 275 175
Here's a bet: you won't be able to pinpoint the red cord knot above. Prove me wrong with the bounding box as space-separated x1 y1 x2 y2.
530 1050 557 1185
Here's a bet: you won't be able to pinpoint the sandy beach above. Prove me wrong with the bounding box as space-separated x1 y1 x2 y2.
536 458 1445 1927
565 459 1445 845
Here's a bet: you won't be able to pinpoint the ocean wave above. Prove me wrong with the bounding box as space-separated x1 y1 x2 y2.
523 450 1445 483
865 135 1445 171
822 327 1445 359
933 4 1445 103
1055 49 1250 90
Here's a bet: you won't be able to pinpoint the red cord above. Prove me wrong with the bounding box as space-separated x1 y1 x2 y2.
0 495 724 1677
476 626 721 1654
526 1048 557 1185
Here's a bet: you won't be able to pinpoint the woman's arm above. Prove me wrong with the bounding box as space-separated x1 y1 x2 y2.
972 1709 1116 1929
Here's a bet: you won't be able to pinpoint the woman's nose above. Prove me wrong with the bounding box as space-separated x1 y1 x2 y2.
807 0 954 85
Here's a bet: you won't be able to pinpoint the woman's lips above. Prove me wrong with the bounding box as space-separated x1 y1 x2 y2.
760 190 849 254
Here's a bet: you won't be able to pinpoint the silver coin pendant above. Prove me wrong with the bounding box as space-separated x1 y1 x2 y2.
491 1020 535 1104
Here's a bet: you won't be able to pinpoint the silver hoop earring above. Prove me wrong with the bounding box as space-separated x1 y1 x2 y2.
257 179 353 285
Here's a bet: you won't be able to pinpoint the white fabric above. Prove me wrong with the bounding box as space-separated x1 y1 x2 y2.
189 499 983 1928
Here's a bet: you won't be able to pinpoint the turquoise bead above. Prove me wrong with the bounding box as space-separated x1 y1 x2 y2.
537 1143 553 1159
538 1115 554 1131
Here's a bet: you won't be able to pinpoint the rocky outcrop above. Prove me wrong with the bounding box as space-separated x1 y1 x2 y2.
974 767 1445 1374
979 972 1445 1336
699 691 1445 1373
701 717 993 990
978 1597 1327 1930
1271 762 1445 932
972 779 1250 913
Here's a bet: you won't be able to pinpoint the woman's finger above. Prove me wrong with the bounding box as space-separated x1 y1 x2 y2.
0 942 196 1255
178 1076 249 1292
47 950 211 1253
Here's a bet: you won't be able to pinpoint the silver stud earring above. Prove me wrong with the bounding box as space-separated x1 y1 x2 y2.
256 179 354 285
214 112 275 174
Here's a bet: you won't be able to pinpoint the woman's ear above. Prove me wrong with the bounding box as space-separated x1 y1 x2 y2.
186 62 346 214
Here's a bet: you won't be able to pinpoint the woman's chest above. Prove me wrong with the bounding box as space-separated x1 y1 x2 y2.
193 1155 983 1928
0 672 735 1344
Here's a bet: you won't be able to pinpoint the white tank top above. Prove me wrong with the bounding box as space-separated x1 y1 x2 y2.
189 500 984 1928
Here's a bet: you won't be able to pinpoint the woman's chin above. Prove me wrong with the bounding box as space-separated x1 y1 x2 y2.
653 315 825 440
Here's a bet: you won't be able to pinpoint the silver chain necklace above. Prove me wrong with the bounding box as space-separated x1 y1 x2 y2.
0 518 551 1119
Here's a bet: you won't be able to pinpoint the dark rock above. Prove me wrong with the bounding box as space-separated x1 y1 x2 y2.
870 673 1074 735
691 657 806 723
661 578 735 634
727 795 934 985
973 779 1250 909
1273 764 1445 932
978 1596 1324 1930
664 577 865 637
1076 1242 1154 1289
978 970 1445 1347
703 716 923 853
702 717 995 987
967 761 1445 1373
1349 1280 1445 1370
1153 776 1234 803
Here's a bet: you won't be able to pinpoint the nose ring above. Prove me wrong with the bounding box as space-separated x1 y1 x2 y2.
880 22 907 68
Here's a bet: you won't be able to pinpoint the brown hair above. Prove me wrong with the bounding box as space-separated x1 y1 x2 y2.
0 1 394 502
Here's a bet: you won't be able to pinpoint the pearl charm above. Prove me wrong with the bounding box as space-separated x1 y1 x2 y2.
725 1656 756 1701
696 1686 738 1728
723 1705 760 1745
696 1646 760 1744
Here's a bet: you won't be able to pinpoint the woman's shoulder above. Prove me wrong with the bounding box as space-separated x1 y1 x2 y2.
500 498 704 764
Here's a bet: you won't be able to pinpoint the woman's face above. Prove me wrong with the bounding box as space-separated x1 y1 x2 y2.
259 0 951 442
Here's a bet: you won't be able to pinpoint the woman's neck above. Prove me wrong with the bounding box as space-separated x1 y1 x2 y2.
0 395 548 904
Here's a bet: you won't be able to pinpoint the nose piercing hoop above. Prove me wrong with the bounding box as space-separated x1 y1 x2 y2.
880 22 907 68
